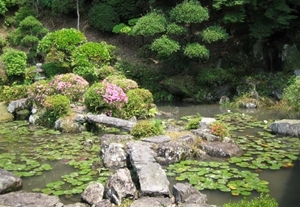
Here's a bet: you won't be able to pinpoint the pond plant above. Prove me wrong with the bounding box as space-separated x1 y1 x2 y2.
223 194 278 207
0 121 111 199
167 112 300 197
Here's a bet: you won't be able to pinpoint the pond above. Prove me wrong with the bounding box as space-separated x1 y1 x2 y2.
0 103 299 207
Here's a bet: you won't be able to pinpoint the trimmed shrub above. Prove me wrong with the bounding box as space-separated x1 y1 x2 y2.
84 81 128 116
103 75 138 92
43 94 70 127
2 49 27 76
130 119 164 139
88 3 120 32
0 85 28 103
49 73 89 102
121 88 154 119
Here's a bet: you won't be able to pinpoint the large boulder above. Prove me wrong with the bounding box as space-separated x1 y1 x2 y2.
173 183 207 205
81 182 104 205
130 196 173 207
104 168 137 205
200 141 243 157
102 143 127 168
270 119 300 137
0 168 22 194
7 98 29 114
0 192 61 207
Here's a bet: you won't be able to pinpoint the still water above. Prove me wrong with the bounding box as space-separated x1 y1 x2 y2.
1 103 299 206
158 103 300 207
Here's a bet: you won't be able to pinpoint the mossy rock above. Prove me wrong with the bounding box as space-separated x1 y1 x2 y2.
161 75 197 97
0 102 14 123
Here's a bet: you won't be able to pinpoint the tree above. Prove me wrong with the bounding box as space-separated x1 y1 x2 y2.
129 0 228 65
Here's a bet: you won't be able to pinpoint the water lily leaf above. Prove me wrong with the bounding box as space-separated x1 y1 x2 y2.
40 164 52 170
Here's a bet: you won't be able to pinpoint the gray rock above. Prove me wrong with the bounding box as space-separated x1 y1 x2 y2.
295 69 300 76
54 118 86 133
141 135 171 143
201 141 243 157
81 182 104 205
0 168 22 194
241 102 257 109
127 141 157 167
7 98 29 113
86 113 136 131
130 196 173 207
199 118 216 130
0 191 61 207
173 183 207 204
29 114 39 124
127 142 170 197
219 96 230 104
105 168 136 205
64 203 89 207
94 199 113 207
138 162 170 196
270 119 300 137
102 143 126 168
191 129 222 142
75 114 86 123
101 134 133 148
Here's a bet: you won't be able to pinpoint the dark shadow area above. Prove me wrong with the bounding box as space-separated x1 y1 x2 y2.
279 159 300 207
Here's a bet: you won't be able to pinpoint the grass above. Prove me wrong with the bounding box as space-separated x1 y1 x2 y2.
223 194 278 207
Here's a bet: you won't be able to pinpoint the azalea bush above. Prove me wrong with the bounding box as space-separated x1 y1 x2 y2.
49 73 89 102
103 75 138 92
84 81 128 116
210 121 230 138
121 88 154 119
27 80 54 106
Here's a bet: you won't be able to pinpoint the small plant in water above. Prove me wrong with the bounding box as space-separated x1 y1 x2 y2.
210 121 229 138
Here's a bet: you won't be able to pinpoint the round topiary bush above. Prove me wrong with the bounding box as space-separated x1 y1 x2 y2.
130 119 164 139
121 88 154 119
88 3 120 32
2 48 27 77
103 75 138 92
84 81 128 116
282 76 300 112
42 94 70 127
49 73 89 102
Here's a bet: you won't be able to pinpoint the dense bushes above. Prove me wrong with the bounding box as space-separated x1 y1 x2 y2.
1 49 27 77
88 3 120 32
223 194 278 207
130 119 164 139
281 76 300 112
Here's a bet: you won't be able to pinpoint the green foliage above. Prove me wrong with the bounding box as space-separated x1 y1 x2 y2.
169 0 209 24
201 26 228 43
49 73 89 102
102 0 139 20
43 94 70 127
184 43 209 59
0 36 7 53
210 121 230 138
88 3 120 32
0 84 28 103
0 67 8 85
0 0 8 15
8 15 48 62
112 23 131 34
130 119 164 139
151 35 180 58
121 88 154 119
131 11 167 37
72 41 114 82
223 194 278 207
103 75 138 92
282 76 300 112
197 68 233 85
166 23 187 36
97 65 117 80
42 62 65 78
1 48 27 76
38 28 87 70
83 82 106 113
24 66 36 84
50 0 84 16
14 6 36 26
185 116 202 130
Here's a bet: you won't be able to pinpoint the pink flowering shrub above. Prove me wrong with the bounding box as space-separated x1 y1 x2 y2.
49 73 89 102
103 75 138 92
84 81 128 116
27 80 54 106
